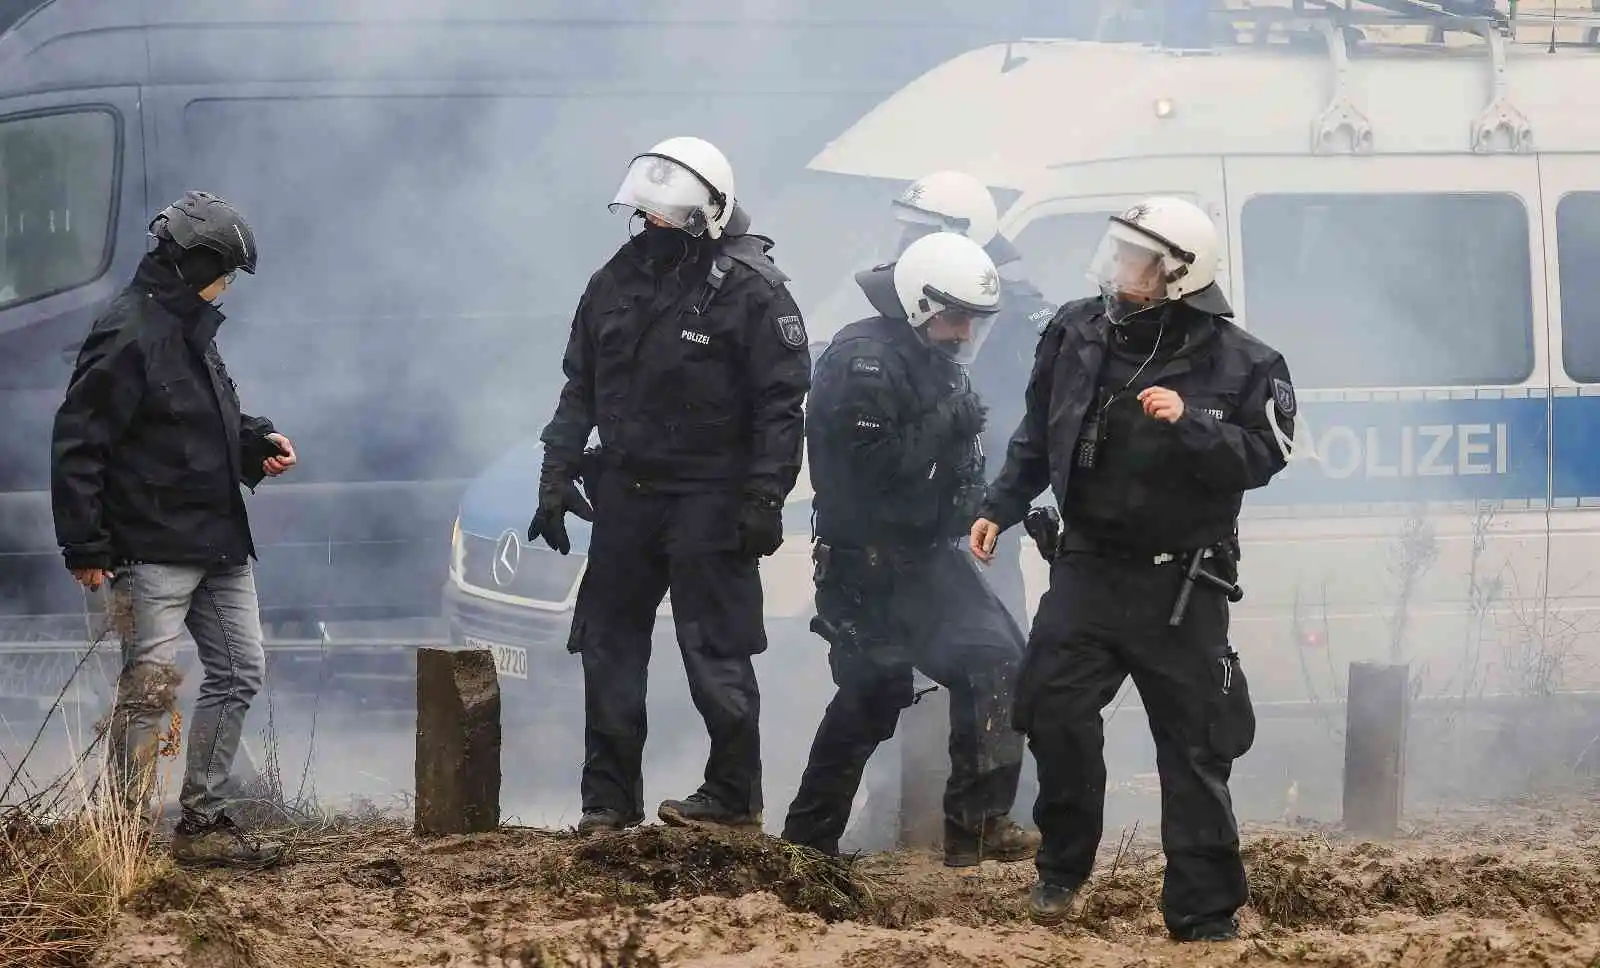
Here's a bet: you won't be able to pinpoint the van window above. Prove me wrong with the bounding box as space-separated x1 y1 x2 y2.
1556 191 1600 383
0 109 117 309
1009 210 1119 304
1240 192 1534 389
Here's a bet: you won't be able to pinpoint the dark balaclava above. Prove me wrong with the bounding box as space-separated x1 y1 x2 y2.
155 237 230 292
631 210 715 275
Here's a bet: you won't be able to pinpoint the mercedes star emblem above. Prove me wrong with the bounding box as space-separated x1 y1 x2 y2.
491 529 521 588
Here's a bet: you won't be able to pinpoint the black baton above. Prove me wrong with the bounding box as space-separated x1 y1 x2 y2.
1168 547 1245 627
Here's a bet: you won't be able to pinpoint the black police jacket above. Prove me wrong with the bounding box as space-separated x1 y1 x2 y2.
809 314 985 548
979 294 1296 553
51 256 280 571
539 229 811 501
967 265 1058 482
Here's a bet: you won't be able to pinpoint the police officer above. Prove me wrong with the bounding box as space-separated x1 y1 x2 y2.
884 171 1058 627
970 197 1296 941
531 137 811 835
782 232 1040 867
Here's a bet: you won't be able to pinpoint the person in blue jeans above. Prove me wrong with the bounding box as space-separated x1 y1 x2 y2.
51 191 297 868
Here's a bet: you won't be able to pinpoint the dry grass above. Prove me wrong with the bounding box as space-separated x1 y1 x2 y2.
1 775 164 967
0 625 169 968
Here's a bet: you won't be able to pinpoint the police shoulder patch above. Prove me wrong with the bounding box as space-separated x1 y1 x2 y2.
775 313 807 350
1272 377 1297 418
849 356 884 377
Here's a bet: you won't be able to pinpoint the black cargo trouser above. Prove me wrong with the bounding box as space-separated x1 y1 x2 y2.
565 471 766 821
1016 548 1256 935
781 543 1027 855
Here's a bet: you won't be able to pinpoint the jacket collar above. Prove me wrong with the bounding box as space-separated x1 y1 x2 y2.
133 254 226 348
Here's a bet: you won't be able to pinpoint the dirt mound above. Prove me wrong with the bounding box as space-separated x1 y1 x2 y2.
549 826 870 921
1246 835 1600 929
88 803 1600 968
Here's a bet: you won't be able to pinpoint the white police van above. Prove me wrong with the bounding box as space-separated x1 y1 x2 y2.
789 1 1600 706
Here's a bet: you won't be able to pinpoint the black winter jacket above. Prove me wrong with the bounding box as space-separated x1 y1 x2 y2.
808 315 984 548
980 295 1296 553
539 229 811 501
51 256 280 570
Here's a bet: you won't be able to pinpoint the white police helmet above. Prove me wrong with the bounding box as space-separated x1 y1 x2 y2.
1085 195 1231 323
892 231 1002 365
608 136 737 239
892 171 999 247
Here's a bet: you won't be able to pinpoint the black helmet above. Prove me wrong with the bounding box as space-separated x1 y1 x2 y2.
148 191 258 275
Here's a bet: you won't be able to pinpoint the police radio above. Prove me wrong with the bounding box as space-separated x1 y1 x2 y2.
1076 388 1110 470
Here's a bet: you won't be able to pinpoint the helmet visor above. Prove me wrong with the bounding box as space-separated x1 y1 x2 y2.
1086 222 1169 303
608 154 713 236
920 292 1000 367
878 218 942 262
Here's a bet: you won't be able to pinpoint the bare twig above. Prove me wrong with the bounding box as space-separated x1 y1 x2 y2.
1386 507 1439 665
0 629 110 807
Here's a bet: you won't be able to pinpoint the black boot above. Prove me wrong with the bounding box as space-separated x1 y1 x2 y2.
658 792 762 832
1027 880 1081 926
1171 916 1240 942
576 808 641 836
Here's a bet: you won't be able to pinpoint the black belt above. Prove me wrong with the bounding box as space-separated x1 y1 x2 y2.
1055 530 1213 568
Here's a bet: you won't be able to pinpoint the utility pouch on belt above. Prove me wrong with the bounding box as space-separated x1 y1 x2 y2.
1024 506 1063 563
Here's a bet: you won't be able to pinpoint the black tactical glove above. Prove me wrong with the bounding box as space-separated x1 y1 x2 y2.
737 490 785 558
527 456 595 556
936 390 987 442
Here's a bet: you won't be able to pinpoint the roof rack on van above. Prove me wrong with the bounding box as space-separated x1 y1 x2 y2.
1215 0 1600 48
1193 0 1541 153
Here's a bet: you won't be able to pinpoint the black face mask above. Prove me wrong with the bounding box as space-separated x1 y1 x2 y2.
641 221 693 267
1113 302 1184 356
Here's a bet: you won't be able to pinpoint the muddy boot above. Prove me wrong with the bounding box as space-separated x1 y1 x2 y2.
943 817 1042 868
171 813 285 869
1171 917 1240 942
657 792 763 832
1028 880 1082 927
576 809 639 837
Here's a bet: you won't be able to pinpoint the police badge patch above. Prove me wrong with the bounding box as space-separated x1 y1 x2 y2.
850 356 883 376
775 314 807 350
1272 377 1297 418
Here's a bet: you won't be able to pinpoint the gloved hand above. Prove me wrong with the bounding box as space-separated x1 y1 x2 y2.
737 491 785 558
936 390 987 442
527 462 594 556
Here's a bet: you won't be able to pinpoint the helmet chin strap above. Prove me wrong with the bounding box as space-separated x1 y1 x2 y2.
1104 285 1170 327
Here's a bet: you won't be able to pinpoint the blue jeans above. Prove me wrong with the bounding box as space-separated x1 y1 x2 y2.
107 561 266 824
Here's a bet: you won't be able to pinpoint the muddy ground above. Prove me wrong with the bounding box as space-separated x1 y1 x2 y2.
87 787 1600 968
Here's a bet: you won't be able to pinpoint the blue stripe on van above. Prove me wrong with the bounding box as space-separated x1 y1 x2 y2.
1553 395 1600 501
1253 396 1549 506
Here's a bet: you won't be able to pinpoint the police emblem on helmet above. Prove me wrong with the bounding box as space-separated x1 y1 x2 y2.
645 157 675 186
979 268 999 297
902 182 925 204
1122 203 1151 223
